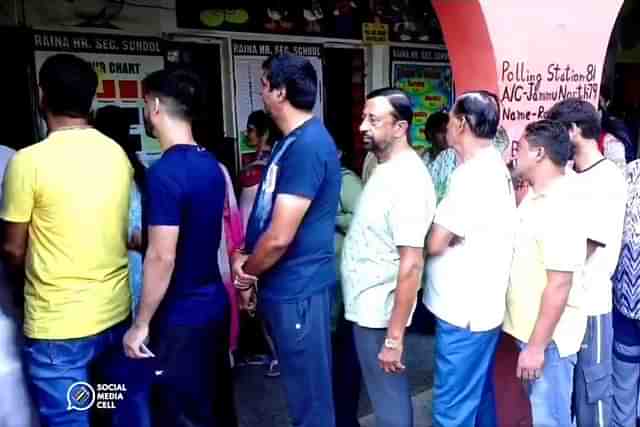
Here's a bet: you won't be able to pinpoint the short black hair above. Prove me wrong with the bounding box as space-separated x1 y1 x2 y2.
247 109 280 146
262 54 317 111
452 90 500 139
247 110 272 137
366 87 413 126
39 54 97 118
142 69 204 122
424 111 449 138
546 98 601 140
524 119 571 167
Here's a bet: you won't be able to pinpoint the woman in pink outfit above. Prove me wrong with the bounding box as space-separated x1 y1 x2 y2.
219 163 244 352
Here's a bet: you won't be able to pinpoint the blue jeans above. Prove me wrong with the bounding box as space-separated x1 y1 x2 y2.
353 325 413 427
23 320 151 427
516 340 576 427
260 288 335 427
432 318 500 427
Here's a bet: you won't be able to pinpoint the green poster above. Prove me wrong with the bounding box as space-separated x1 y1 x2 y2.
393 63 453 149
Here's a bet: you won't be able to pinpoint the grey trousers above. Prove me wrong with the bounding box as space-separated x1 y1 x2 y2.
574 312 613 427
353 325 413 427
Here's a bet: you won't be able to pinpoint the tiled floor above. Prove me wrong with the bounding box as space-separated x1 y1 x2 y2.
235 333 435 427
235 332 535 427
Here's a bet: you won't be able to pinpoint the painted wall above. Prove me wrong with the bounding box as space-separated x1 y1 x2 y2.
433 0 624 139
25 0 627 142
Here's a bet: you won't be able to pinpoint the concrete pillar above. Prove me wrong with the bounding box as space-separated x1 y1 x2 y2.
432 0 624 139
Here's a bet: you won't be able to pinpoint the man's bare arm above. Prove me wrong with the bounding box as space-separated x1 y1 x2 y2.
426 224 458 257
386 246 425 342
135 225 179 327
527 270 573 351
243 194 311 277
2 221 28 272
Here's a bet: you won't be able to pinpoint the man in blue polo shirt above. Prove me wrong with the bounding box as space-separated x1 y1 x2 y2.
234 53 341 427
123 69 236 427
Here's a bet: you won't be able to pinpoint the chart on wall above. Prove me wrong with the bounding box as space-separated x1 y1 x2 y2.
33 31 165 156
232 40 324 167
391 46 452 149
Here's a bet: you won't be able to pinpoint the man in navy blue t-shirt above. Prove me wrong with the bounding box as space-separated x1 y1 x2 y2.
123 69 236 427
234 54 341 427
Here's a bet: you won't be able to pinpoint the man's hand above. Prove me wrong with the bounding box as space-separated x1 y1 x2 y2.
378 344 405 374
232 252 258 289
238 287 257 314
123 323 153 359
517 345 545 382
449 235 464 247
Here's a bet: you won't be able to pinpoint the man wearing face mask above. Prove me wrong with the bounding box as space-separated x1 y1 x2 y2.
341 88 436 427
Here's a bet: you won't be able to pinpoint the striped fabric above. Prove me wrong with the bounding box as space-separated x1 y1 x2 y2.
613 160 640 319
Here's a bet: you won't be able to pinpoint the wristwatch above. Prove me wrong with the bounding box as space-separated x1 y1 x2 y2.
384 338 401 350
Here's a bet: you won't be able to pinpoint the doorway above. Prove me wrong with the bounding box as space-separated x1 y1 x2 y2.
0 27 37 150
164 40 235 174
323 46 366 174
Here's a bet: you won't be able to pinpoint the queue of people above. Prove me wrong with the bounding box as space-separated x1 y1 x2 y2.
1 50 640 427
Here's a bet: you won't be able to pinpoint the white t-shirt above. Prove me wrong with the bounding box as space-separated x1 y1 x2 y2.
424 146 517 331
342 150 436 328
574 159 627 316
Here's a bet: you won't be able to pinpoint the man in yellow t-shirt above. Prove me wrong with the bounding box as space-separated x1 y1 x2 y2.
504 119 587 427
1 54 143 426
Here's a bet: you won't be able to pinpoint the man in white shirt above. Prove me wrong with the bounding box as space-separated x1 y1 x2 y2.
342 88 435 427
424 91 517 427
547 98 627 427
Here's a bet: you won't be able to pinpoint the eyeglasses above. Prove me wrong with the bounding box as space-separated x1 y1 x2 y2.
361 113 406 128
362 114 385 128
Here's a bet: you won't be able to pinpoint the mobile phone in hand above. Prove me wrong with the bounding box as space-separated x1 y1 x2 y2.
140 343 155 358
